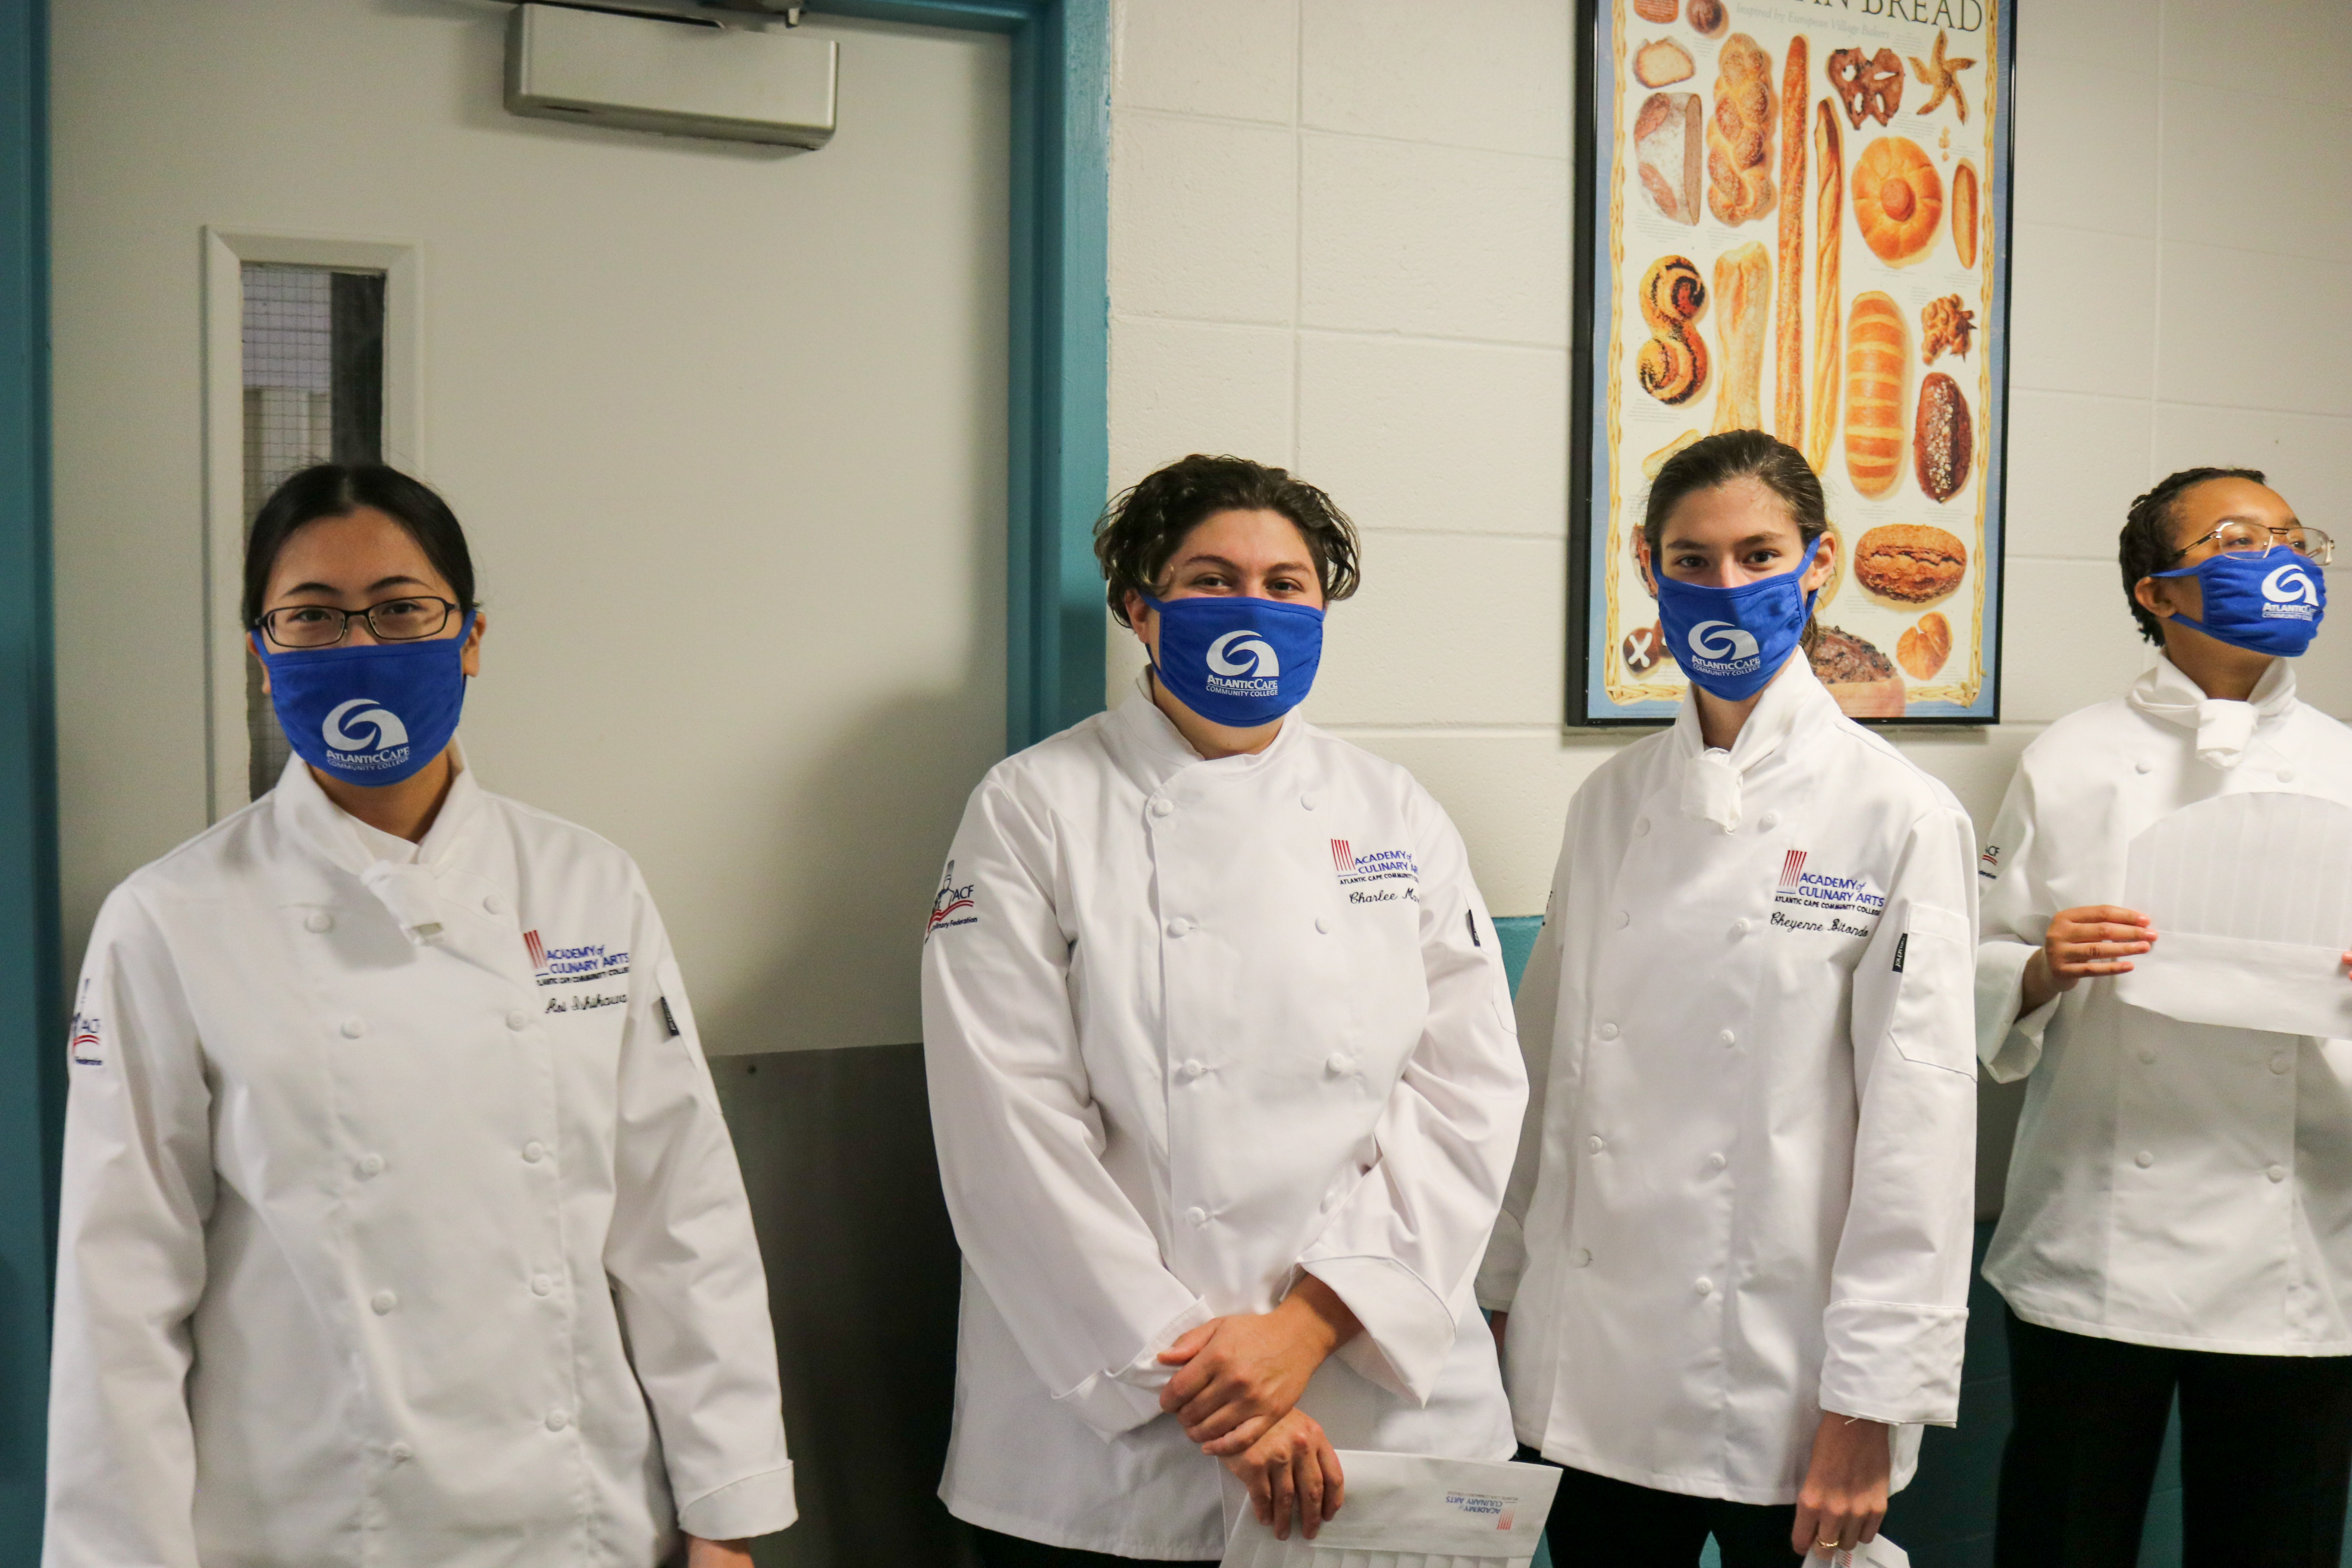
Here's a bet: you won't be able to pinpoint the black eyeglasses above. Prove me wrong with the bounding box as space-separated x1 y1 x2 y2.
256 596 461 650
2168 522 2334 566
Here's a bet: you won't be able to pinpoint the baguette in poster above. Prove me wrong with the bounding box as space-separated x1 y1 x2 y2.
1844 291 1907 497
1773 36 1809 442
1806 100 1842 472
1710 242 1771 434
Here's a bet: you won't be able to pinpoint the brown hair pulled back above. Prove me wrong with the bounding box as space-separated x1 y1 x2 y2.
1641 430 1829 653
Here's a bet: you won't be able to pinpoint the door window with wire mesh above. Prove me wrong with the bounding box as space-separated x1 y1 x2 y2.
242 263 386 798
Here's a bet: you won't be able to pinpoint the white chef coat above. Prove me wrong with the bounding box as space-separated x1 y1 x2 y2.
1976 653 2352 1356
921 681 1526 1561
45 753 794 1568
1478 661 1979 1504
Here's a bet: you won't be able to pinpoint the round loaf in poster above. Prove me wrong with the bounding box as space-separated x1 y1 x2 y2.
1854 523 1967 604
1851 136 1942 265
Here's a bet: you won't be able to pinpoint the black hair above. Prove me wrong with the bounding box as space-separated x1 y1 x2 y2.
243 464 477 629
1641 430 1829 651
1094 454 1361 628
2119 466 2267 644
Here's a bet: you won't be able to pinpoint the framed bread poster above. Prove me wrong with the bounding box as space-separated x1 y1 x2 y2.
1570 0 2015 724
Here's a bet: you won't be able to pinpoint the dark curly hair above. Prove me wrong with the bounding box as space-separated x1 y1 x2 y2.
2119 466 2266 645
1094 454 1361 628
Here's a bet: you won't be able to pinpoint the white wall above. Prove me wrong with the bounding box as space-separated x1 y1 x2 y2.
1103 0 2352 917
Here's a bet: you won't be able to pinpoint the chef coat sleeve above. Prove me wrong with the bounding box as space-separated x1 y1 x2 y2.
603 879 797 1542
1974 763 2061 1082
920 776 1210 1440
1824 806 1978 1428
1477 835 1572 1313
44 885 216 1568
1299 799 1528 1404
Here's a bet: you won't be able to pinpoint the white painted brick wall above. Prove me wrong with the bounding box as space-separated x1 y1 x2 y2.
1106 0 2352 916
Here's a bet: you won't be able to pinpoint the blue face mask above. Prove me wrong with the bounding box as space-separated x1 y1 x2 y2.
2151 546 2326 657
1143 593 1325 727
1653 535 1822 702
253 612 473 787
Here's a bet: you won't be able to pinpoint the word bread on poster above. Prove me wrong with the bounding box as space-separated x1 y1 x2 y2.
1596 0 2002 720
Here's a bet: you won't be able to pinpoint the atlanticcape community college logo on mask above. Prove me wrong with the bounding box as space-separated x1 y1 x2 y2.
2263 561 2322 621
1206 630 1281 699
321 697 412 773
1683 619 1762 679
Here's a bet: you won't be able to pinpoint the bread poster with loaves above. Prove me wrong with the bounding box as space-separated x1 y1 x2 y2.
1577 0 2012 723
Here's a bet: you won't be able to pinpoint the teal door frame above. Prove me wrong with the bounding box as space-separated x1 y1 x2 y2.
0 2 1104 1557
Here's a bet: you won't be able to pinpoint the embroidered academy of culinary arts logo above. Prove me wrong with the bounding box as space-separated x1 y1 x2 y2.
321 697 412 773
1205 630 1281 698
1770 849 1884 937
522 929 630 987
1683 619 1762 678
2263 561 2322 621
1446 1491 1518 1531
927 860 977 937
1331 838 1419 904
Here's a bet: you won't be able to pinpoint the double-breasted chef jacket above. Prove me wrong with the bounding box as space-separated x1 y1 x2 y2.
1478 661 1979 1504
46 753 793 1568
1977 653 2352 1356
921 679 1527 1561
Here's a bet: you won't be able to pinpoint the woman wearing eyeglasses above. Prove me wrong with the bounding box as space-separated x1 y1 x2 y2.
45 465 794 1568
1976 467 2352 1567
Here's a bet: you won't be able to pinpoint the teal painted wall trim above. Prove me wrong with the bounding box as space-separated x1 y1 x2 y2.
812 0 1111 752
0 0 56 1558
1495 913 1543 998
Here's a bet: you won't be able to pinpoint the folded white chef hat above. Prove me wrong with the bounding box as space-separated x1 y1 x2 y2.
359 859 447 946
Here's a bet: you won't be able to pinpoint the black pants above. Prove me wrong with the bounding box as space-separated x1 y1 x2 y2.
969 1526 1217 1568
1522 1448 1801 1567
1996 1308 2352 1568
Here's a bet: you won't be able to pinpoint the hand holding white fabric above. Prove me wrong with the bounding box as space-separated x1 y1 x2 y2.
1160 1276 1363 1454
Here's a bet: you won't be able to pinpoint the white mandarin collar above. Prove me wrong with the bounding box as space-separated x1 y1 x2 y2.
2126 652 2298 769
1670 656 1835 832
272 747 488 943
1110 671 1302 789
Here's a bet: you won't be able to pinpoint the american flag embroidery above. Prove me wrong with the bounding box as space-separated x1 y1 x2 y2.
1330 838 1355 875
524 929 548 972
1777 849 1809 891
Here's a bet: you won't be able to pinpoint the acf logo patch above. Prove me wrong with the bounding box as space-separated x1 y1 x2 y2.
68 976 102 1066
928 860 977 938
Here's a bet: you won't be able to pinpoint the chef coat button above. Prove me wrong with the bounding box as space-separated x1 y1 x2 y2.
1573 1248 1593 1267
1166 918 1191 938
2279 768 2296 782
2271 1053 2293 1075
1149 797 1174 818
2134 760 2153 774
371 1290 398 1315
1633 818 1650 837
2134 1151 2154 1169
531 1274 555 1296
358 1152 386 1179
2139 1049 2158 1066
1180 1058 1206 1080
1301 792 1320 811
1599 1022 1620 1040
1758 812 1780 831
521 1140 547 1163
1587 1134 1605 1154
1185 1205 1209 1228
505 1009 531 1031
1325 1051 1356 1075
1695 1277 1714 1296
1315 915 1330 934
305 911 334 933
1614 910 1630 929
484 893 506 915
388 1441 414 1463
545 1408 571 1432
2268 1164 2289 1183
1729 918 1751 937
1719 1029 1737 1047
340 1018 366 1039
1707 1152 1727 1171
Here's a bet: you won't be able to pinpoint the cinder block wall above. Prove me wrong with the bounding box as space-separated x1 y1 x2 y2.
1102 0 2352 920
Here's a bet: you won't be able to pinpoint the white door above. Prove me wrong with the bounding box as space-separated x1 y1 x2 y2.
52 0 1010 1054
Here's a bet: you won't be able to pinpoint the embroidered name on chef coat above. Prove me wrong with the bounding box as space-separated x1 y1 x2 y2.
1769 849 1885 937
524 929 632 987
927 860 978 939
1331 838 1420 905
